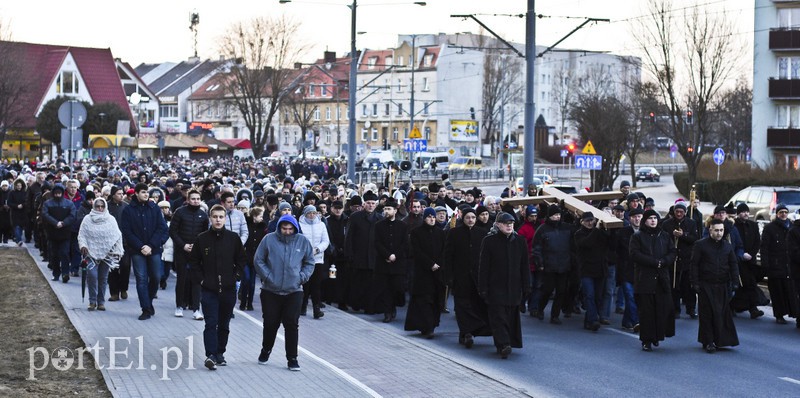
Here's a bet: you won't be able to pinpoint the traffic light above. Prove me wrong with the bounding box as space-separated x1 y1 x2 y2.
649 112 655 125
686 110 693 125
567 143 575 155
470 107 475 120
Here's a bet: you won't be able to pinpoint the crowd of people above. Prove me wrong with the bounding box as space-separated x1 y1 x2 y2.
2 155 798 371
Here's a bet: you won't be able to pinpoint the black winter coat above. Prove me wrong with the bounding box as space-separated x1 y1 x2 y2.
344 210 381 270
661 216 698 271
246 220 268 264
170 204 210 251
734 218 761 268
690 237 739 286
479 230 531 306
326 212 348 265
7 187 27 228
630 224 676 294
574 226 609 278
409 223 445 295
615 225 636 284
444 224 488 298
187 227 247 292
373 218 409 275
760 219 791 279
532 219 574 274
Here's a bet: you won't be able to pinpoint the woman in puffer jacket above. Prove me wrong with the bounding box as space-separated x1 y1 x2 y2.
298 205 330 319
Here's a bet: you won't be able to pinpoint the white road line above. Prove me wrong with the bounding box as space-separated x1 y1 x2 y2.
779 377 800 385
235 309 383 398
605 327 640 339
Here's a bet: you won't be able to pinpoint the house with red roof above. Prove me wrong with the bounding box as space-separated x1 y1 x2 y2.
0 41 138 161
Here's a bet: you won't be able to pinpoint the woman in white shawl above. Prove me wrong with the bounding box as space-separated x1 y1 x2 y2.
78 198 124 311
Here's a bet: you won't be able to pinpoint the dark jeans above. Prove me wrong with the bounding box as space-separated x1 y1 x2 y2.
539 272 569 319
524 270 542 311
302 263 325 310
161 261 172 284
581 276 605 326
241 264 257 307
131 253 162 311
50 239 70 278
69 233 81 274
174 256 200 310
201 289 236 358
108 252 131 296
261 290 302 360
621 282 639 327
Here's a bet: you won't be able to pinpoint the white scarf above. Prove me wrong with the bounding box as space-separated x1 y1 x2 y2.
77 198 124 260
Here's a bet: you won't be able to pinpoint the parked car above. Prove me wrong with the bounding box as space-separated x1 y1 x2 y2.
533 174 555 184
515 177 544 195
448 156 483 171
726 186 800 221
636 167 661 182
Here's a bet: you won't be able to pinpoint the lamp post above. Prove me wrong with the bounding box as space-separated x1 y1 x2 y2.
279 0 426 181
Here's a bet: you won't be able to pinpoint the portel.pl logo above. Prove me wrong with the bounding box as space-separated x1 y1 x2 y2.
28 336 195 381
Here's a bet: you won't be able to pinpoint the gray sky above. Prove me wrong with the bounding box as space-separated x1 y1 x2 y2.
1 0 753 75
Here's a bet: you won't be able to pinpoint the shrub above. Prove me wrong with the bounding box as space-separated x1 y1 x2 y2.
674 159 800 204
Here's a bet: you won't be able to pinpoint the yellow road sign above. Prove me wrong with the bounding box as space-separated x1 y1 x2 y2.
409 127 422 139
581 140 597 155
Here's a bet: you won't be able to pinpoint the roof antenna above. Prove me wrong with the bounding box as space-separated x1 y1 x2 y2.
190 10 200 58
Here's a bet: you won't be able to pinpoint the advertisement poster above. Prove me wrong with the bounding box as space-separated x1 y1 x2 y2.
450 120 479 142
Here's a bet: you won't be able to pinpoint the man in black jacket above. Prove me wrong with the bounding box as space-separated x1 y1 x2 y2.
732 203 764 319
760 203 799 325
188 204 247 370
372 199 409 323
106 186 130 301
325 201 349 310
574 211 609 332
661 202 698 319
690 218 740 353
479 212 530 359
344 191 381 313
532 205 575 324
169 189 210 319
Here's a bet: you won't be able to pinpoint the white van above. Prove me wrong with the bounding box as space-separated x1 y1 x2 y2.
416 151 450 169
361 150 395 170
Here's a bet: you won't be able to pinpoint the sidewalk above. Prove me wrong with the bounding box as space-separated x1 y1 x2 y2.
25 245 530 398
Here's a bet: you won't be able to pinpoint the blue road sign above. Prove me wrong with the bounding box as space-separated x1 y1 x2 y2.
574 155 602 170
560 149 569 158
713 148 725 166
403 139 428 152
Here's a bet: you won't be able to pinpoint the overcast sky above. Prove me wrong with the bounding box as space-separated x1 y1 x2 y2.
1 0 753 75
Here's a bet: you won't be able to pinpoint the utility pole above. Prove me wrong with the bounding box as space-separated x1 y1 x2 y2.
522 0 536 190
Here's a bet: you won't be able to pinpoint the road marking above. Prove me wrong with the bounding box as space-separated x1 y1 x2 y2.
606 327 640 339
779 377 800 385
236 309 382 398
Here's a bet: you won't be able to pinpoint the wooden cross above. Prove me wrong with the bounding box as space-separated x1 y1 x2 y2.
500 186 625 229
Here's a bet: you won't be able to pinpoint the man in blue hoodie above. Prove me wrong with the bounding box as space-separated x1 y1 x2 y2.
254 214 315 371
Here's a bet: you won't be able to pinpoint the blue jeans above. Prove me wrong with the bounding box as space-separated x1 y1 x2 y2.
13 225 23 243
581 276 605 326
131 254 163 312
621 282 639 327
87 260 110 305
601 265 616 320
615 285 626 310
201 289 236 358
241 264 257 307
526 270 542 312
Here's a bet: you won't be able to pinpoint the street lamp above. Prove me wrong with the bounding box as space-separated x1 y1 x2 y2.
279 0 425 181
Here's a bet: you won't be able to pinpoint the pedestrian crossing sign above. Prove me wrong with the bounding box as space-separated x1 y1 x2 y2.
409 127 422 139
581 140 597 155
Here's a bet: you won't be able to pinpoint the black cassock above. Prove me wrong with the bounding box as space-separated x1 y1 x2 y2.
691 237 740 348
444 224 491 338
404 223 445 334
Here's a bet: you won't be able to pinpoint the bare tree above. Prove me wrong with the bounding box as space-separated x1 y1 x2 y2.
632 0 743 184
284 83 319 156
0 24 29 158
715 78 752 160
622 81 662 187
481 48 524 153
550 67 577 145
218 16 309 159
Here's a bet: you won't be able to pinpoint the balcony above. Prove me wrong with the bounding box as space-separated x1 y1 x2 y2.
770 29 800 50
768 78 800 98
767 127 800 147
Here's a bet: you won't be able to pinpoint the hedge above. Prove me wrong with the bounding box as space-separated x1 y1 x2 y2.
674 172 800 205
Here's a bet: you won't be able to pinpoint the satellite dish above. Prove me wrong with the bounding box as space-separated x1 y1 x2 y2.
129 92 142 105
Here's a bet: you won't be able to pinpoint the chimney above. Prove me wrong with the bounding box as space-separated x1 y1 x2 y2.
324 51 336 63
294 62 303 69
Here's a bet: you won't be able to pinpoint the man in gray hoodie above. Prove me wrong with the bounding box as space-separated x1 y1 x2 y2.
254 214 315 371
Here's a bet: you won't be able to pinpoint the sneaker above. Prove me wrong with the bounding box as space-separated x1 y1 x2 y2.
633 323 640 333
258 349 271 365
216 354 227 366
287 358 300 371
88 303 96 311
138 311 151 320
17 241 23 247
175 307 184 317
193 310 204 320
204 356 217 370
51 275 59 281
97 305 106 311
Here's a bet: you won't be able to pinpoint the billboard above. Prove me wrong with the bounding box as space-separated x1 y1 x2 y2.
449 120 479 142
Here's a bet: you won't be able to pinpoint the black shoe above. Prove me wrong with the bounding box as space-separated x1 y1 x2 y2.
441 307 450 314
239 304 246 311
590 322 601 332
652 341 659 347
749 309 764 319
642 342 652 352
246 305 254 311
464 333 474 349
550 318 562 325
138 311 151 320
422 331 435 339
287 358 300 371
160 280 167 290
258 349 271 365
313 307 324 319
338 304 350 312
633 324 641 333
204 356 217 370
319 303 326 309
500 345 512 359
216 354 227 366
382 314 392 323
615 307 624 314
599 319 610 325
704 343 716 353
62 275 69 283
52 275 59 281
300 306 307 316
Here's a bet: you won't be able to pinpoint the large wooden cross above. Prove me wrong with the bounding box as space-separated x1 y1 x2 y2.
501 186 625 229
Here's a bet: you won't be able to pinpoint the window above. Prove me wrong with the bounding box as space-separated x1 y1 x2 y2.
362 104 368 117
423 54 433 67
321 85 328 96
325 107 332 120
371 128 378 141
325 129 331 144
384 103 390 116
368 57 378 69
422 77 429 91
422 102 429 116
56 71 79 94
160 105 178 118
337 106 342 120
314 108 320 121
397 78 403 93
392 127 399 141
777 105 800 127
308 84 315 97
397 103 403 116
424 127 431 140
361 128 368 142
385 56 393 66
284 110 291 123
139 109 155 128
372 104 378 117
778 57 800 79
778 8 800 28
385 78 391 93
284 131 289 145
